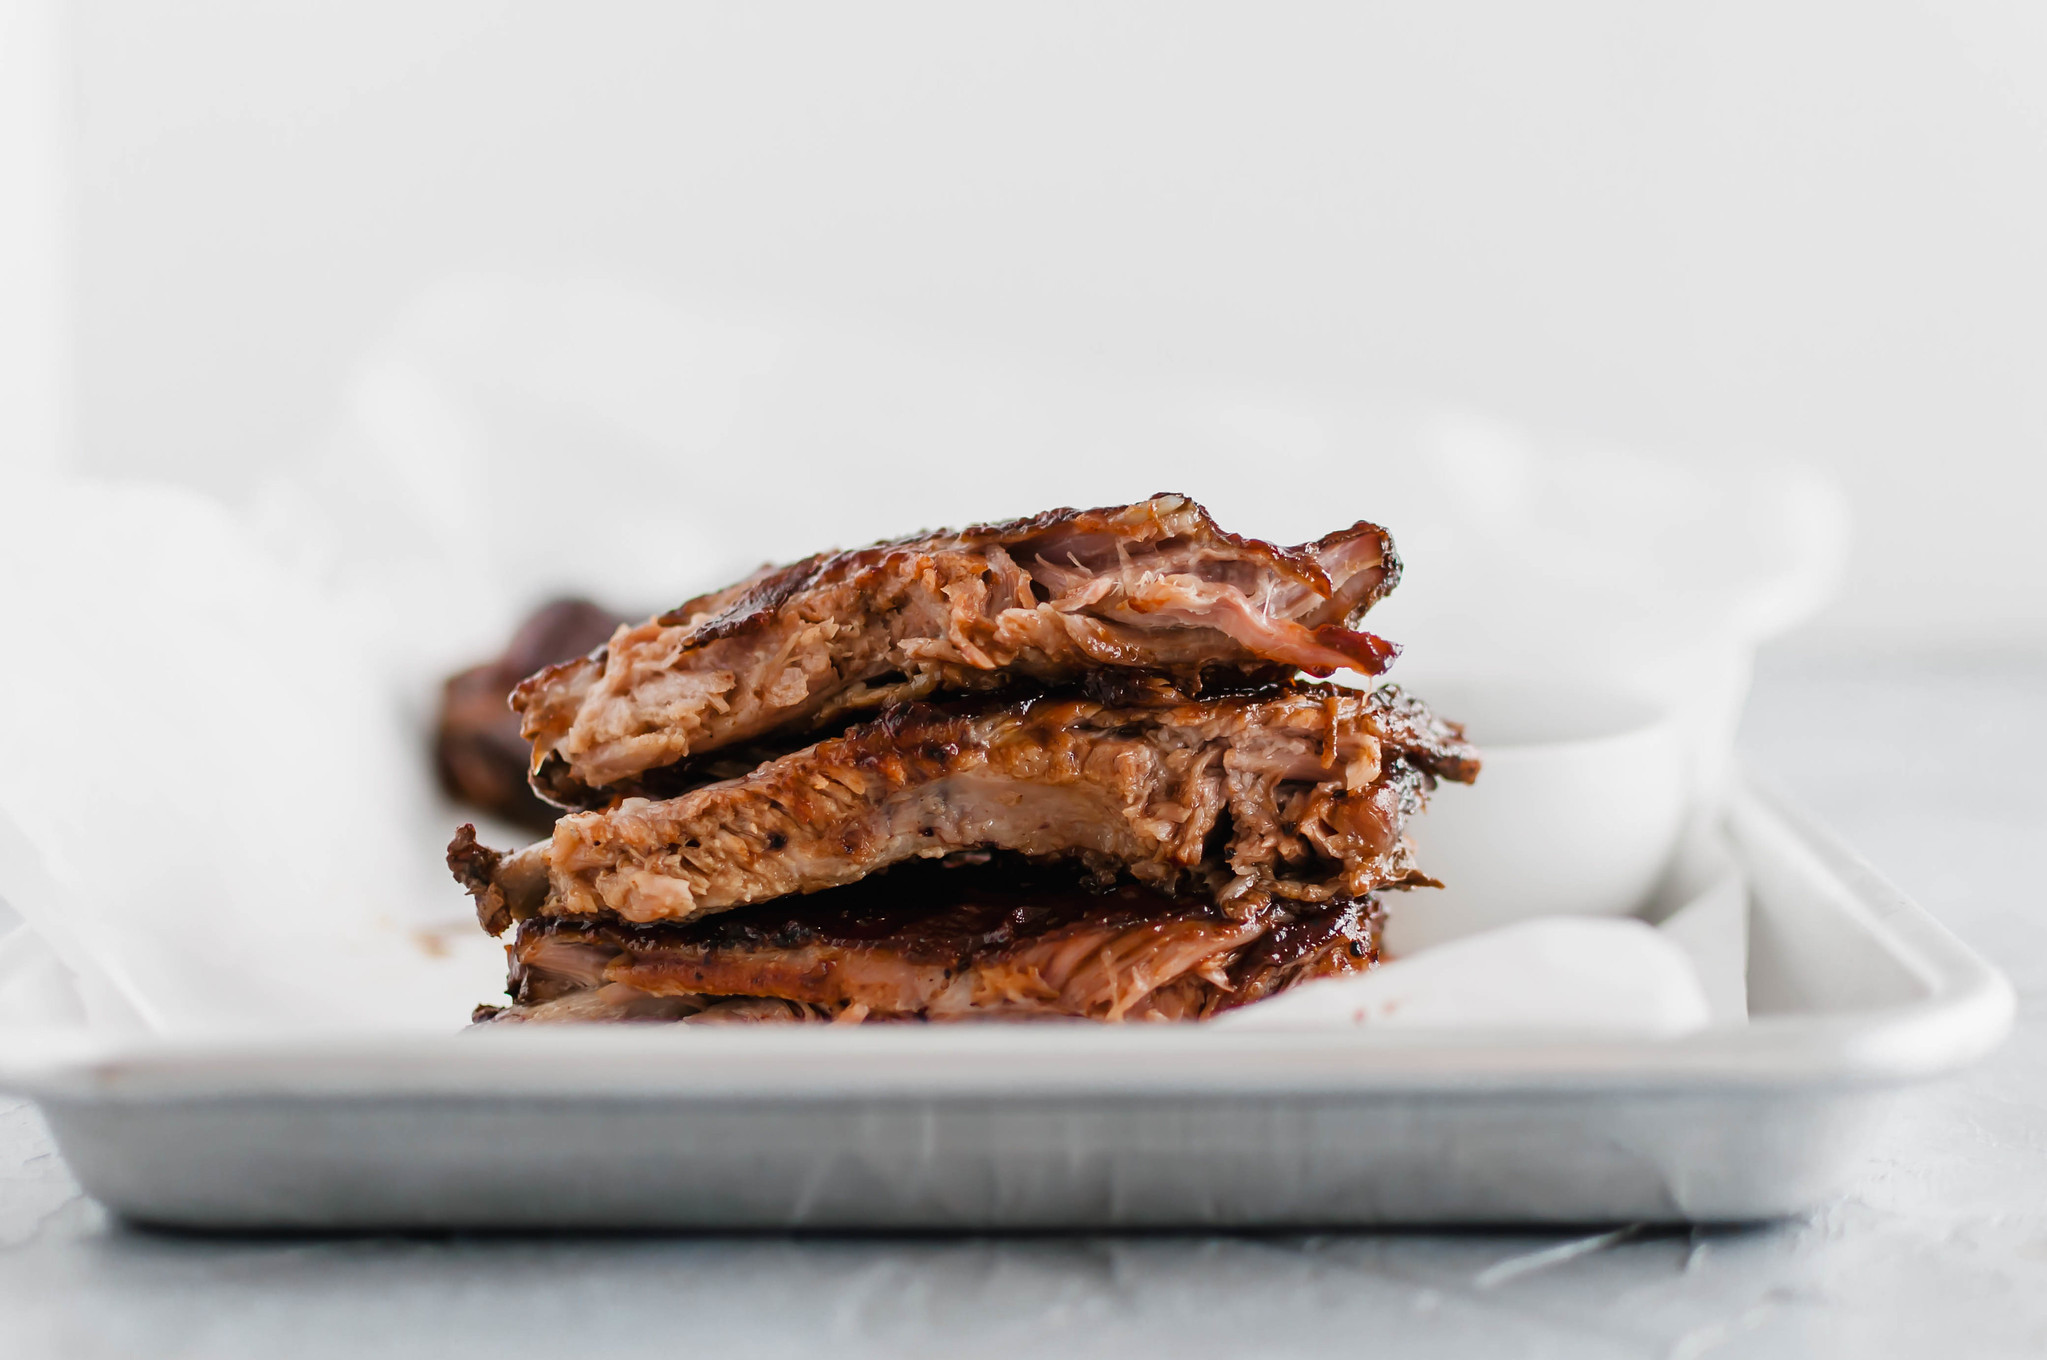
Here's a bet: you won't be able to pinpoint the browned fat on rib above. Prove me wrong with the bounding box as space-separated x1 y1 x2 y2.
513 494 1402 808
450 683 1477 935
481 862 1382 1024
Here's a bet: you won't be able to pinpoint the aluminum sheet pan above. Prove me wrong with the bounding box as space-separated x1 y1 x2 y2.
0 778 2013 1228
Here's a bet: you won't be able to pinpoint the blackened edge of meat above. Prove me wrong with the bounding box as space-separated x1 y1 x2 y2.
1365 684 1481 785
657 493 1399 652
448 824 508 935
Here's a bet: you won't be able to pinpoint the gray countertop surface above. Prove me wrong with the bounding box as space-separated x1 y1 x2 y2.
3 647 2043 1358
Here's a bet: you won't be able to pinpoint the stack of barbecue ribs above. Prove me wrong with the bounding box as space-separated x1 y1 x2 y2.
449 494 1478 1024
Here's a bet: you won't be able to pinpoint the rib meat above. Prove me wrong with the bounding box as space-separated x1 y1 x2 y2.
513 494 1403 808
450 682 1478 936
473 859 1381 1024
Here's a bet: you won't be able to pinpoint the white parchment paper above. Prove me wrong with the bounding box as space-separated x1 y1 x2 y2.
0 479 504 1032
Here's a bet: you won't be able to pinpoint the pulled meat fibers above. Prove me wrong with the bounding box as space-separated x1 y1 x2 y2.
514 494 1403 809
451 682 1475 935
448 495 1477 1025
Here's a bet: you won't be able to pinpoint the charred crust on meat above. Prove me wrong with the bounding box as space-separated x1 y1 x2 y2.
951 493 1388 604
660 551 830 640
446 824 512 936
447 823 553 937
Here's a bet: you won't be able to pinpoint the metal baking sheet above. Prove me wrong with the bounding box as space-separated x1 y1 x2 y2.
0 779 2013 1228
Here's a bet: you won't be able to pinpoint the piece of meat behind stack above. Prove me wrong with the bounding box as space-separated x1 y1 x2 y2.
435 598 629 832
450 494 1478 1024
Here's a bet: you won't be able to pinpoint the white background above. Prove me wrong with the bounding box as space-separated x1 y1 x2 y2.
11 1 2047 645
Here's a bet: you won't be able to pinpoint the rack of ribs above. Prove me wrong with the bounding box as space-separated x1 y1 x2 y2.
448 494 1476 1025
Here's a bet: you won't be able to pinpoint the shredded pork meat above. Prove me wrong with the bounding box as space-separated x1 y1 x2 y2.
513 494 1403 809
446 496 1479 1028
450 682 1477 936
